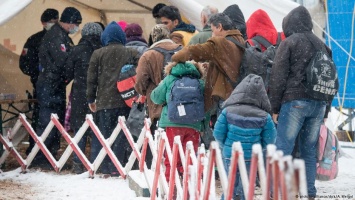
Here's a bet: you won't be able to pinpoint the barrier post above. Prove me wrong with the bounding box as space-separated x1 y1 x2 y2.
151 138 165 200
168 140 179 200
271 151 283 200
226 142 240 200
196 144 205 199
140 137 149 172
266 145 276 200
247 146 259 200
182 142 193 200
202 143 216 200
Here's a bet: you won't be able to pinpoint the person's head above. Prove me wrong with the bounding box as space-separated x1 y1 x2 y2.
101 21 126 46
152 3 166 24
208 13 234 37
222 4 246 38
200 6 218 27
125 23 147 43
41 8 59 31
158 6 182 31
95 22 105 31
81 22 103 37
117 20 127 31
59 7 82 34
150 24 170 44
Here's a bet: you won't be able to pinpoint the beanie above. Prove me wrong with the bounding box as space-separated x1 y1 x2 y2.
150 24 170 44
41 9 59 22
60 7 82 24
82 22 103 37
125 23 143 37
117 20 127 31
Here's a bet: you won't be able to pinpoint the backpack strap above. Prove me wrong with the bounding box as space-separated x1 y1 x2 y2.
252 35 273 48
224 36 246 88
276 32 282 45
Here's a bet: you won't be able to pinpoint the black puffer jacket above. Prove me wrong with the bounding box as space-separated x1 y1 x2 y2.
37 23 74 107
65 35 102 129
269 6 332 115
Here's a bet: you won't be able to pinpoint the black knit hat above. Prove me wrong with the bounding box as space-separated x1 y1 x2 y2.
41 9 59 22
60 7 82 24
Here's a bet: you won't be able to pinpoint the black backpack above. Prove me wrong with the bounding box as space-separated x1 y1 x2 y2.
226 35 281 89
151 46 183 77
304 37 339 101
168 76 205 124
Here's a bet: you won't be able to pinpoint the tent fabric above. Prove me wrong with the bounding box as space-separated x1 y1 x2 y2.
0 0 32 26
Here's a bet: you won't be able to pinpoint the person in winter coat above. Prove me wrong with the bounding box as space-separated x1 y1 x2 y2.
188 5 218 45
214 74 276 200
135 24 182 168
150 61 205 181
269 6 335 198
34 7 82 169
125 23 149 56
19 8 59 155
158 6 198 46
87 21 140 177
172 13 244 114
65 22 103 174
246 9 286 52
223 4 247 39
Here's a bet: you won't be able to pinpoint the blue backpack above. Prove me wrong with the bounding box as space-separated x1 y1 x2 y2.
167 76 204 124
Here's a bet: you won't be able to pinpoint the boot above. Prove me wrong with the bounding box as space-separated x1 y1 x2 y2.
72 162 84 174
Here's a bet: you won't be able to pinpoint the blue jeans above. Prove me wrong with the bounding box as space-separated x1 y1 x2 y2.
222 158 251 200
276 99 326 197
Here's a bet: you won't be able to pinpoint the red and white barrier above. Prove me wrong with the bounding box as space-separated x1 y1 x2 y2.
0 114 309 200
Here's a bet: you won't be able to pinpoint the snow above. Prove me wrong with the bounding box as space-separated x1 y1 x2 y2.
1 143 354 199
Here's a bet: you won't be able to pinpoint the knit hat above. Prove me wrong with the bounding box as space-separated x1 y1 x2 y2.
41 9 59 22
117 20 127 31
150 24 170 43
125 23 147 43
81 22 103 37
60 7 82 24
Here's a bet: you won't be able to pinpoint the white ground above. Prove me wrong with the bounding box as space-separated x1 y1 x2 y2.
0 142 354 200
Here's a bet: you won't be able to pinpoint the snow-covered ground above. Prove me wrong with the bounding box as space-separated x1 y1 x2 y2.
0 142 354 200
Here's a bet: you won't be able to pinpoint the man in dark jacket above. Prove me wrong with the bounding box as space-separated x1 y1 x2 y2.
19 8 59 155
158 5 198 46
33 7 82 168
87 21 140 177
223 4 247 39
269 6 335 198
65 22 103 173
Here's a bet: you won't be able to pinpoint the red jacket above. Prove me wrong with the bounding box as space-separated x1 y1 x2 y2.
246 9 286 51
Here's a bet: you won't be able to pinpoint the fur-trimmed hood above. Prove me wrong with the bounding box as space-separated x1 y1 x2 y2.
164 61 205 78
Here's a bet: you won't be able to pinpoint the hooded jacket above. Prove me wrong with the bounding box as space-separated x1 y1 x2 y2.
172 30 244 112
65 35 102 128
135 39 181 120
213 74 276 159
170 22 198 46
223 4 247 39
246 9 286 51
188 25 212 45
87 21 140 111
269 6 333 115
150 62 205 131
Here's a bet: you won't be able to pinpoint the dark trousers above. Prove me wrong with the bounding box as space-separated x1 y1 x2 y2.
26 86 39 155
91 107 131 174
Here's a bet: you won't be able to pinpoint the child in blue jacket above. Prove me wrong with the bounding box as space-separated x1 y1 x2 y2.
213 74 276 199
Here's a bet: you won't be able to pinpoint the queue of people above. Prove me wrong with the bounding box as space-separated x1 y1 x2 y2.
18 3 336 200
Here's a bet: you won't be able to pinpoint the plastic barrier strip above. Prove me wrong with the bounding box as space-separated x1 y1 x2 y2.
226 143 239 200
182 145 191 200
168 142 179 200
51 115 94 176
203 146 216 200
87 116 126 178
151 138 165 200
0 134 26 171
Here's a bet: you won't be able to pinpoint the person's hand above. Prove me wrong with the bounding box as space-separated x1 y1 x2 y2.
89 102 96 113
272 114 279 124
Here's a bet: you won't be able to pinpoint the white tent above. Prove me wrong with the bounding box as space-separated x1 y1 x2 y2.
0 0 326 101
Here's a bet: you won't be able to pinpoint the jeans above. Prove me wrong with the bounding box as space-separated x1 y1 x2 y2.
276 99 326 197
223 158 251 200
91 107 131 174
